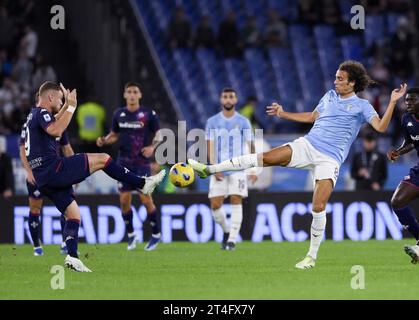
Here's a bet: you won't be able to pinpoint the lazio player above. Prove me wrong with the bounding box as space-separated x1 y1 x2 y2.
189 60 407 269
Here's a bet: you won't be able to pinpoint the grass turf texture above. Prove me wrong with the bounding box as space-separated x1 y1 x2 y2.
0 240 418 300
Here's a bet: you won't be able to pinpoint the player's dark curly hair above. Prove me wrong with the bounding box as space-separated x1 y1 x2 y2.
339 60 375 93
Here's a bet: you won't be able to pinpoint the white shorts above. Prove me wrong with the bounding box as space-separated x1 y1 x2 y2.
208 172 248 199
284 137 340 186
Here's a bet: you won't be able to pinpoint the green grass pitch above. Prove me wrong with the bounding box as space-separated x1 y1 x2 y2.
1 240 418 300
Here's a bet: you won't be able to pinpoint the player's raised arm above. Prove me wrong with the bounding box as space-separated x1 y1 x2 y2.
369 83 407 133
266 103 319 123
44 84 77 137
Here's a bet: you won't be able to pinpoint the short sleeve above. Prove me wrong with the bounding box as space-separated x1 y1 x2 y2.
19 125 26 146
314 91 329 114
111 110 120 133
149 109 160 133
37 110 54 130
362 102 379 124
205 119 215 141
60 130 69 145
242 118 253 142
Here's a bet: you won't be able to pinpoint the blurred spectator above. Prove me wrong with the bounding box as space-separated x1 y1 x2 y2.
0 136 14 199
242 15 261 48
8 92 32 133
0 49 13 84
298 0 321 24
240 96 261 129
368 58 390 85
168 7 192 49
12 48 33 86
351 132 387 191
389 17 414 81
76 100 106 153
195 16 216 49
264 10 287 47
0 6 15 52
19 25 38 59
360 0 386 13
218 11 241 57
31 55 57 93
0 76 19 117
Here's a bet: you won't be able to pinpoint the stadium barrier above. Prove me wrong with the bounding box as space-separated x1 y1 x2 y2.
0 192 417 244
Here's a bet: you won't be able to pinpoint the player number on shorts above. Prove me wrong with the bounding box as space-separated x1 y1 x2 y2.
25 126 30 156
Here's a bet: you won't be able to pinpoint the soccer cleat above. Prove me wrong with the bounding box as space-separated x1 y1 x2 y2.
127 234 138 251
144 234 161 251
295 256 316 269
60 242 68 255
64 255 92 272
33 247 44 256
404 244 419 264
187 159 209 178
225 242 236 251
221 233 229 250
140 169 166 195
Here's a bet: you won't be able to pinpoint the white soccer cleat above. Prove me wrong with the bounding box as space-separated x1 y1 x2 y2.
187 159 209 178
404 244 419 264
295 256 316 269
140 169 166 195
127 234 138 251
64 255 92 272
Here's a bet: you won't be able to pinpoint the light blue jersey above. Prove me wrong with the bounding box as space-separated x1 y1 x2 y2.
206 112 253 175
305 90 378 165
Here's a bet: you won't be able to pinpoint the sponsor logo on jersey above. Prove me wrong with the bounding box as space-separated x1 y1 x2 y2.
119 121 144 129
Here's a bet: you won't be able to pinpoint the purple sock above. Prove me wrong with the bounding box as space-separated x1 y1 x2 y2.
147 209 160 235
122 209 134 234
63 219 80 258
394 206 419 240
28 212 41 247
60 215 66 242
103 158 145 189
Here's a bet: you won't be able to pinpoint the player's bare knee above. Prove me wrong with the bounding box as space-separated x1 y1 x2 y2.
312 202 327 213
230 195 242 205
210 199 223 211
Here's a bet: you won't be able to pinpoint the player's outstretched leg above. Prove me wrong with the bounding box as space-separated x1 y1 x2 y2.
296 179 332 270
141 194 162 251
188 145 292 178
391 182 419 264
87 153 165 195
28 198 43 256
63 201 91 272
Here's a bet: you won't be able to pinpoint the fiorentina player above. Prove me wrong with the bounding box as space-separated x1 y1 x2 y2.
387 87 419 264
97 82 162 251
189 60 407 269
26 81 165 272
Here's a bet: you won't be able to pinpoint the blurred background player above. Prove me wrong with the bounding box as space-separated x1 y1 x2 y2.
205 88 257 250
387 87 419 264
350 130 387 191
97 82 162 251
189 61 407 269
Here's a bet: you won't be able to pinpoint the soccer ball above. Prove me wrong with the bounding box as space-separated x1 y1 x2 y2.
169 162 195 188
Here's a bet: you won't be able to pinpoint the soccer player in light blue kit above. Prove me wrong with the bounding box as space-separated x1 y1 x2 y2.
206 88 257 250
189 61 407 269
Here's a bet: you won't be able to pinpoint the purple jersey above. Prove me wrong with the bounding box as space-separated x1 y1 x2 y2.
402 113 419 159
24 107 67 186
111 106 159 167
20 120 69 147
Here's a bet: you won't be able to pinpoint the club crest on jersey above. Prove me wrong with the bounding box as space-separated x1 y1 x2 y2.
346 104 353 111
407 122 413 127
120 112 126 117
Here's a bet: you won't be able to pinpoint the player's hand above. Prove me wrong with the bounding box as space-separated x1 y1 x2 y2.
387 150 400 162
372 182 381 191
60 83 77 107
266 103 284 117
141 146 154 158
249 174 258 185
27 171 36 185
390 83 407 103
215 172 224 181
96 136 106 147
358 168 370 179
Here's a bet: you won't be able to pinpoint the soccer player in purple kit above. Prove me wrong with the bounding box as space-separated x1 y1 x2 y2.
387 88 419 264
26 81 165 272
97 82 163 251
